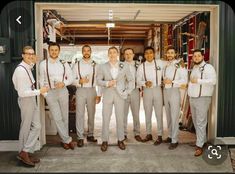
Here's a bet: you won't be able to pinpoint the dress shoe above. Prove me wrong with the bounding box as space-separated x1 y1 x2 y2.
61 142 70 150
29 153 40 163
154 136 162 146
101 141 108 152
17 151 35 167
134 135 143 142
142 134 153 142
163 137 172 143
194 146 203 157
87 136 97 142
68 141 77 150
77 139 84 147
168 142 178 150
117 140 126 150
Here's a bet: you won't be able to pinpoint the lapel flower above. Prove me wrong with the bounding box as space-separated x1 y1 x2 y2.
174 63 180 69
135 61 140 69
119 62 124 69
91 61 96 67
199 66 205 72
156 66 161 70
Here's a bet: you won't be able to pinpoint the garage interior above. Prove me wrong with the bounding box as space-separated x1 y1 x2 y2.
39 4 213 146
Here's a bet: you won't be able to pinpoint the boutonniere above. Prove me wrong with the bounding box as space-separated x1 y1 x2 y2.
199 66 205 72
59 59 66 64
156 66 161 70
119 62 124 69
91 61 96 67
174 63 180 69
135 61 140 69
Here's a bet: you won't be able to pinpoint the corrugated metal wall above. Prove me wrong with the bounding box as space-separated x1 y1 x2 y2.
0 1 35 140
217 1 235 137
0 0 234 140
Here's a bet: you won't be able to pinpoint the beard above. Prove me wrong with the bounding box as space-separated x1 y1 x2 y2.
83 54 90 59
193 60 203 65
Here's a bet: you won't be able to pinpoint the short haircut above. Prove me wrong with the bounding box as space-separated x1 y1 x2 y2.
144 46 155 53
108 46 119 53
82 45 91 52
193 49 203 55
48 42 60 50
23 46 34 54
123 48 134 54
166 46 176 52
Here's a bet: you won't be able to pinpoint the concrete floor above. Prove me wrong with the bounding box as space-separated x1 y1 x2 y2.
0 100 233 172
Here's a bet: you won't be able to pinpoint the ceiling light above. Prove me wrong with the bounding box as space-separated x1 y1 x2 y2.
106 23 115 28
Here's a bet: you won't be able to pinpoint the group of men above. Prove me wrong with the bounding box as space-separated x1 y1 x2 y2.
12 42 216 167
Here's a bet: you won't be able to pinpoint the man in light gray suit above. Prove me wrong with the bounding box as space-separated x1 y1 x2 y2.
97 46 134 152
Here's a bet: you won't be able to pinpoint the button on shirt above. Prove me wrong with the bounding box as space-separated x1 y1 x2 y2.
137 59 165 87
39 57 73 89
188 61 216 97
12 61 40 97
163 59 188 89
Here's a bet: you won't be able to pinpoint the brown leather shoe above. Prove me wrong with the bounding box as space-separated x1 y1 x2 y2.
168 142 178 150
117 140 126 150
154 136 162 146
17 151 35 167
163 137 172 143
77 139 84 147
134 135 143 142
194 146 203 157
61 142 70 150
101 141 108 152
87 136 97 142
142 134 153 142
28 153 40 163
68 141 77 150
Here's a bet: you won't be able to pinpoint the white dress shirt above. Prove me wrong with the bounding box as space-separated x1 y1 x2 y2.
110 61 119 80
39 57 73 89
72 58 101 96
137 59 164 87
126 61 138 88
163 59 188 88
12 61 40 97
188 61 216 97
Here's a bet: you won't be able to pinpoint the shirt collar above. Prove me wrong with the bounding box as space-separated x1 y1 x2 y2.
109 61 119 68
199 60 206 68
21 61 31 70
49 57 60 63
125 60 135 66
81 58 92 64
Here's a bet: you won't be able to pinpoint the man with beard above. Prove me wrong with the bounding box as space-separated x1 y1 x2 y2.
188 49 216 156
162 46 188 149
72 45 101 147
39 42 76 150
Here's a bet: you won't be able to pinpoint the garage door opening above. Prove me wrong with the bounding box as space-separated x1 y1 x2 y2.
34 3 219 147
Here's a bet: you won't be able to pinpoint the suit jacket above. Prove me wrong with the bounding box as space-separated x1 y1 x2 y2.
97 61 134 99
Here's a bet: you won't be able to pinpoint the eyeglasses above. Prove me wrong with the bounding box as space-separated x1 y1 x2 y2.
23 52 35 56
